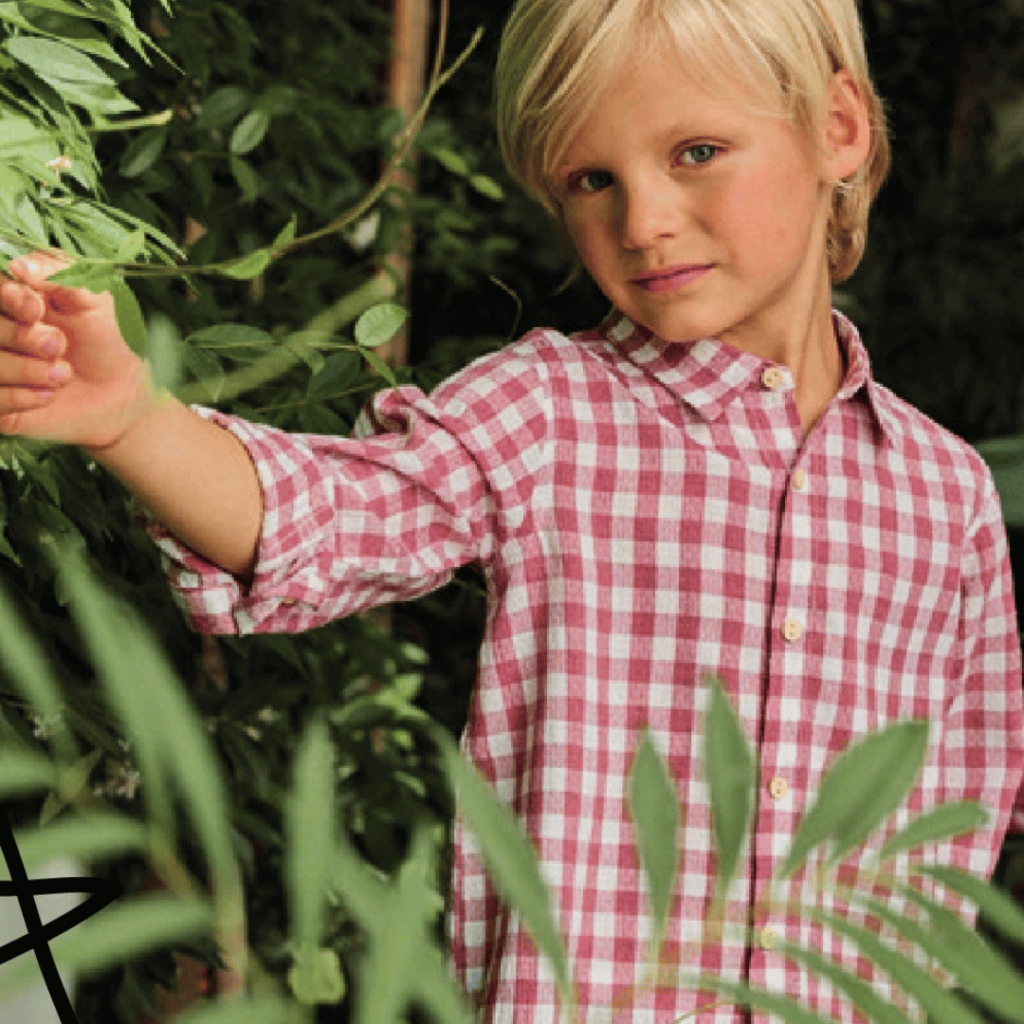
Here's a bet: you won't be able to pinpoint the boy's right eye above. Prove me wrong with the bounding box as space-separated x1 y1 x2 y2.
569 170 614 194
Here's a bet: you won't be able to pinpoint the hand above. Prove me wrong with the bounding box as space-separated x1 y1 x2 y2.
0 254 154 451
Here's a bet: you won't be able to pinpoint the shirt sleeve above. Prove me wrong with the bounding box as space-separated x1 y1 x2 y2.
953 470 1024 844
145 342 555 636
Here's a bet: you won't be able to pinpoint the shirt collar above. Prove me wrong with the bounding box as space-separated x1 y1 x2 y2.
599 309 896 445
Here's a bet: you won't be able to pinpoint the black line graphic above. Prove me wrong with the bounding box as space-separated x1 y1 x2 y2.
0 807 122 1024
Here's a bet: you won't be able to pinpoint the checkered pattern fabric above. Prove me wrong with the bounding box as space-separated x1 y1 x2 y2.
149 312 1024 1024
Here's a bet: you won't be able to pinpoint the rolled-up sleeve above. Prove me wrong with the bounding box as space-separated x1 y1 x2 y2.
144 340 555 636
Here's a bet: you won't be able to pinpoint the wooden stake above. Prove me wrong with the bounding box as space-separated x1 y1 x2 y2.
383 0 432 366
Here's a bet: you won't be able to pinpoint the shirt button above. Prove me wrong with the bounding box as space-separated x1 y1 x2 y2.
792 467 807 491
761 366 785 390
782 618 804 642
769 776 789 801
759 926 779 951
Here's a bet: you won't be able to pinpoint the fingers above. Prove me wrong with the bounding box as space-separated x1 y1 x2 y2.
6 253 107 317
0 277 46 325
0 309 67 359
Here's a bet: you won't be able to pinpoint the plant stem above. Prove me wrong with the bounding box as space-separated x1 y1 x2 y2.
174 269 398 405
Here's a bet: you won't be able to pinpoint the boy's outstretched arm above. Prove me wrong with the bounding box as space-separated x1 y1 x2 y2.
0 256 263 582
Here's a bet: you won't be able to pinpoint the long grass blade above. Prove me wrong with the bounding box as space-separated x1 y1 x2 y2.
0 749 59 798
883 881 1024 1023
877 802 989 862
13 813 149 873
434 727 575 1015
805 905 989 1024
628 730 679 955
781 943 918 1024
780 721 929 878
0 583 79 765
0 894 211 999
286 715 336 953
915 863 1024 946
704 677 755 897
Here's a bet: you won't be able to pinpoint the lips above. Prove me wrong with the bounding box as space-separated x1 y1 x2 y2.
630 263 713 294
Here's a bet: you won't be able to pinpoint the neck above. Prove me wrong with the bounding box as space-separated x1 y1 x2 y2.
720 261 843 436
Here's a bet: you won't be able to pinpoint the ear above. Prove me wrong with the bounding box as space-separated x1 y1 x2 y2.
821 70 872 181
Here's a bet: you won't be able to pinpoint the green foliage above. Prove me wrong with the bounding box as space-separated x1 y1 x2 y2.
628 732 680 952
1 1 1022 1021
0 0 494 1018
5 593 1022 1024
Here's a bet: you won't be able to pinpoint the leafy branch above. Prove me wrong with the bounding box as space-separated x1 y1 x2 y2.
1 0 483 294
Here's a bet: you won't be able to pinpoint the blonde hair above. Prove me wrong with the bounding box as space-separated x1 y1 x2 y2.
495 0 890 282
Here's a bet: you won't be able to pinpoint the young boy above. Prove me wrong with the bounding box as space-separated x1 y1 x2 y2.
0 0 1021 1021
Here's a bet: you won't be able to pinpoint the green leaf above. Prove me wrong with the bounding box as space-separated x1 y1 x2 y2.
884 883 1024 1023
780 720 930 878
0 164 26 218
14 814 149 874
434 729 575 1013
230 109 271 156
362 348 398 389
195 86 250 129
355 302 408 350
220 249 271 280
287 716 335 952
190 324 275 351
288 946 346 1006
118 125 167 178
428 147 469 176
307 350 362 400
229 155 261 203
273 215 298 250
916 864 1024 946
705 677 755 896
5 36 114 85
55 548 239 898
114 229 147 263
111 278 147 355
14 193 49 246
0 583 78 765
0 749 59 799
146 312 183 392
877 802 989 862
349 827 467 1024
780 943 914 1024
180 345 226 402
627 731 679 953
470 173 505 201
689 976 839 1024
283 333 325 374
807 905 990 1024
49 262 117 294
0 115 58 162
0 895 212 998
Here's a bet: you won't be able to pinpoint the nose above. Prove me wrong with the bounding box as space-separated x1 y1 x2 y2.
619 176 680 251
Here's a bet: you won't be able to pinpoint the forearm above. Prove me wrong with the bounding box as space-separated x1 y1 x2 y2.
90 395 263 582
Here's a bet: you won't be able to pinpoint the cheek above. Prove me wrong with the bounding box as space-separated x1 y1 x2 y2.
564 217 614 277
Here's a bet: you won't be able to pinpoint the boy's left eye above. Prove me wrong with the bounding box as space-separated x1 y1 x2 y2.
679 144 718 166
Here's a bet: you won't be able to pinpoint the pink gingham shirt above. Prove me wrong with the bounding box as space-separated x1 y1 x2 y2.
151 311 1024 1023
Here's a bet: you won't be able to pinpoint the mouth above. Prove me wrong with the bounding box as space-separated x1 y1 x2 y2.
630 263 713 294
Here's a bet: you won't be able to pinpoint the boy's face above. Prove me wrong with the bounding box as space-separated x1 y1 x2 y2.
554 47 862 356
